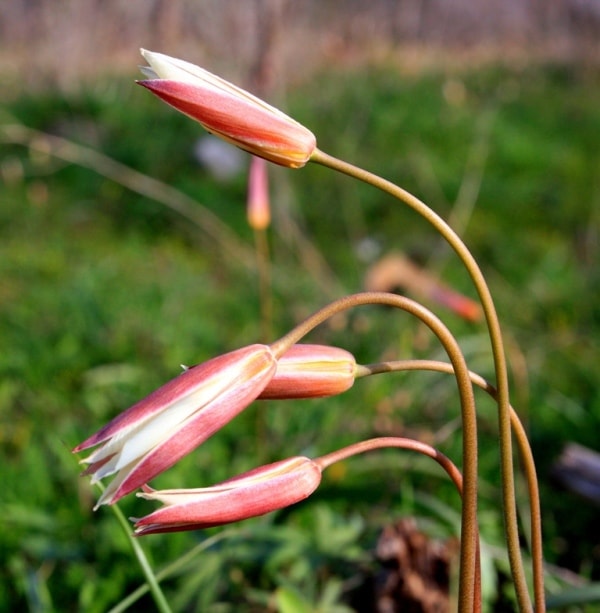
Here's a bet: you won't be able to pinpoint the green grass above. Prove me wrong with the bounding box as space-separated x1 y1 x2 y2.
1 61 599 611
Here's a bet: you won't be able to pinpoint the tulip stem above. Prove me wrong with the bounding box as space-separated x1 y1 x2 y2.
107 530 238 612
253 226 273 341
309 148 536 613
357 359 544 613
318 435 463 495
316 436 481 613
271 291 478 613
102 489 172 613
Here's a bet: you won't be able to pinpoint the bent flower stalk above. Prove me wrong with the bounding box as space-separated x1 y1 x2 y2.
138 49 316 168
73 344 277 507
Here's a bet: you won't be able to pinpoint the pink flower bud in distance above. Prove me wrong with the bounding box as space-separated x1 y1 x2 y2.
132 456 322 535
137 49 316 169
260 344 356 399
73 344 276 507
247 156 271 230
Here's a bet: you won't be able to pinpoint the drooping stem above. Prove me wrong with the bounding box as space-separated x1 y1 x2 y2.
316 436 481 613
317 436 463 499
310 149 533 612
271 291 478 613
358 359 544 612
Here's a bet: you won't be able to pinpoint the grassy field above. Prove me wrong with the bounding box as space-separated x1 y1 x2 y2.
1 60 599 611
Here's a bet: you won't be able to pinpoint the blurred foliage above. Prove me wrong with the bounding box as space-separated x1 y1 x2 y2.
1 61 599 611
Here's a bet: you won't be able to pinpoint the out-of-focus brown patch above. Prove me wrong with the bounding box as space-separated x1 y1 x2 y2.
364 252 482 322
374 518 458 613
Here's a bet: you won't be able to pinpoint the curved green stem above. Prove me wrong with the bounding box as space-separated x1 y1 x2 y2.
310 149 534 612
358 359 544 612
271 291 478 613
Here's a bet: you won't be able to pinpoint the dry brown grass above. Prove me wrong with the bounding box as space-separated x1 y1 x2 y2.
0 0 599 96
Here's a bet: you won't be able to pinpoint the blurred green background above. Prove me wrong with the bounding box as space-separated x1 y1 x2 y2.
1 1 599 611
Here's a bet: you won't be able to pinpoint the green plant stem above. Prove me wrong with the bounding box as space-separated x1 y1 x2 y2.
107 499 172 613
358 359 544 612
310 149 534 613
252 226 273 463
271 291 478 613
108 529 238 613
253 227 273 341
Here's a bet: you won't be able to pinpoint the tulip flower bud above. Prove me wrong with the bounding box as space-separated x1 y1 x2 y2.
260 344 356 399
138 49 316 168
73 344 276 507
247 156 271 230
132 456 322 535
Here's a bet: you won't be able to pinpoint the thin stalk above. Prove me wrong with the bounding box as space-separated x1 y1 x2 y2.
253 227 273 341
104 495 172 613
318 436 464 501
252 226 273 463
358 359 544 612
310 149 533 612
108 529 238 613
316 437 481 613
271 291 478 613
247 155 274 340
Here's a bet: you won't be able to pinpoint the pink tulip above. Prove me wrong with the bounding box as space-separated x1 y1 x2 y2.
73 344 277 507
137 49 316 168
260 344 356 399
132 456 322 535
247 156 271 230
